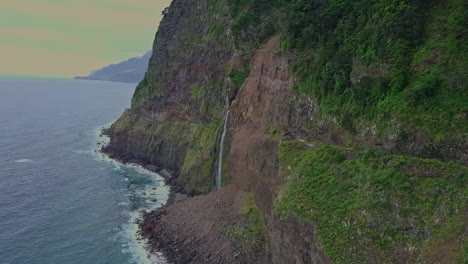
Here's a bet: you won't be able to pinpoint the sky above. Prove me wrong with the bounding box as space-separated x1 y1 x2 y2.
0 0 172 77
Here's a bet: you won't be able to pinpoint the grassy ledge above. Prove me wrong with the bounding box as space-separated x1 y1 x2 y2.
276 140 467 263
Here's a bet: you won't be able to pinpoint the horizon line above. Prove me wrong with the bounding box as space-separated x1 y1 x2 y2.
0 73 72 79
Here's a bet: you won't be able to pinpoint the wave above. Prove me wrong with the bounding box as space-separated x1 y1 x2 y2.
92 124 170 264
15 159 32 163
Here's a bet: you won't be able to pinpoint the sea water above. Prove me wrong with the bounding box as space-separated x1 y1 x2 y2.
0 77 168 264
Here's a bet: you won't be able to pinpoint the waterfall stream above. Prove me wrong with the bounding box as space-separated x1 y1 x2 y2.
212 109 230 190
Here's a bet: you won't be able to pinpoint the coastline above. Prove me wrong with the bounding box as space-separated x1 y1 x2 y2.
94 125 173 264
99 127 188 205
99 123 272 263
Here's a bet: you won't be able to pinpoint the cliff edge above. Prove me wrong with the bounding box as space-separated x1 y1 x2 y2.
104 0 467 263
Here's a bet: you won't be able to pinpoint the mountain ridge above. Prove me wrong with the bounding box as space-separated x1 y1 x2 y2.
75 51 151 83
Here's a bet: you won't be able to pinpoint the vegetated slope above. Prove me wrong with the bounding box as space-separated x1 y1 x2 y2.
277 141 467 263
105 0 467 263
233 0 467 163
75 51 151 83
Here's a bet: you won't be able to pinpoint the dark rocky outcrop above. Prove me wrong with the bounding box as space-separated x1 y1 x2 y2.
103 0 239 195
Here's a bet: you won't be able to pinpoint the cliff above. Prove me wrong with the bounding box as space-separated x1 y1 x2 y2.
75 51 151 83
104 0 467 263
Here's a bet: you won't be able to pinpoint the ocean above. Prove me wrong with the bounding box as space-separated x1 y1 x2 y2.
0 77 168 264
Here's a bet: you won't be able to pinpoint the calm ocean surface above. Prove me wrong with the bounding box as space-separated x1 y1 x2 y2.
0 77 168 264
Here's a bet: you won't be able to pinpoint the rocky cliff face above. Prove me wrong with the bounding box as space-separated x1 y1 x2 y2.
104 0 238 195
227 36 331 264
105 0 467 263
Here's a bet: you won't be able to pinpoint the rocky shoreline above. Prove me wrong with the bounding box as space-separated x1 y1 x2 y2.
137 185 270 264
100 128 188 205
100 128 270 264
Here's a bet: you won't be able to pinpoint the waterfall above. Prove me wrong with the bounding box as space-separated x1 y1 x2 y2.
212 109 230 190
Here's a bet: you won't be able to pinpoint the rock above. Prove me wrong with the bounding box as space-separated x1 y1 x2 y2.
159 169 173 181
145 223 155 230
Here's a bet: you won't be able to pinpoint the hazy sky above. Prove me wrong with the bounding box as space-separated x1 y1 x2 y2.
0 0 172 77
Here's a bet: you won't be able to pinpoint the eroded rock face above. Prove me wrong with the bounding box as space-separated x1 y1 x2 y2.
228 36 293 191
226 36 329 264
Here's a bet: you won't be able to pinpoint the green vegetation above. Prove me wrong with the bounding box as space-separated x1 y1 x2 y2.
111 110 220 195
111 110 133 132
276 141 467 263
228 0 467 139
191 86 205 99
228 69 249 86
208 21 225 39
241 193 268 244
266 123 281 140
206 0 229 40
221 192 269 251
133 0 232 109
227 0 279 47
180 122 220 194
132 73 162 107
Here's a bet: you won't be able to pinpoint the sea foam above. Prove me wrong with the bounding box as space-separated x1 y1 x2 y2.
92 125 170 264
15 159 32 163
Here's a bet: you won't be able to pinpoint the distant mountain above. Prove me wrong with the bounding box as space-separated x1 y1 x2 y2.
75 51 151 83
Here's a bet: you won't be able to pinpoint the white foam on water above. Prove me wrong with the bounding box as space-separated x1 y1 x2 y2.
91 124 170 264
15 159 32 163
120 176 170 264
